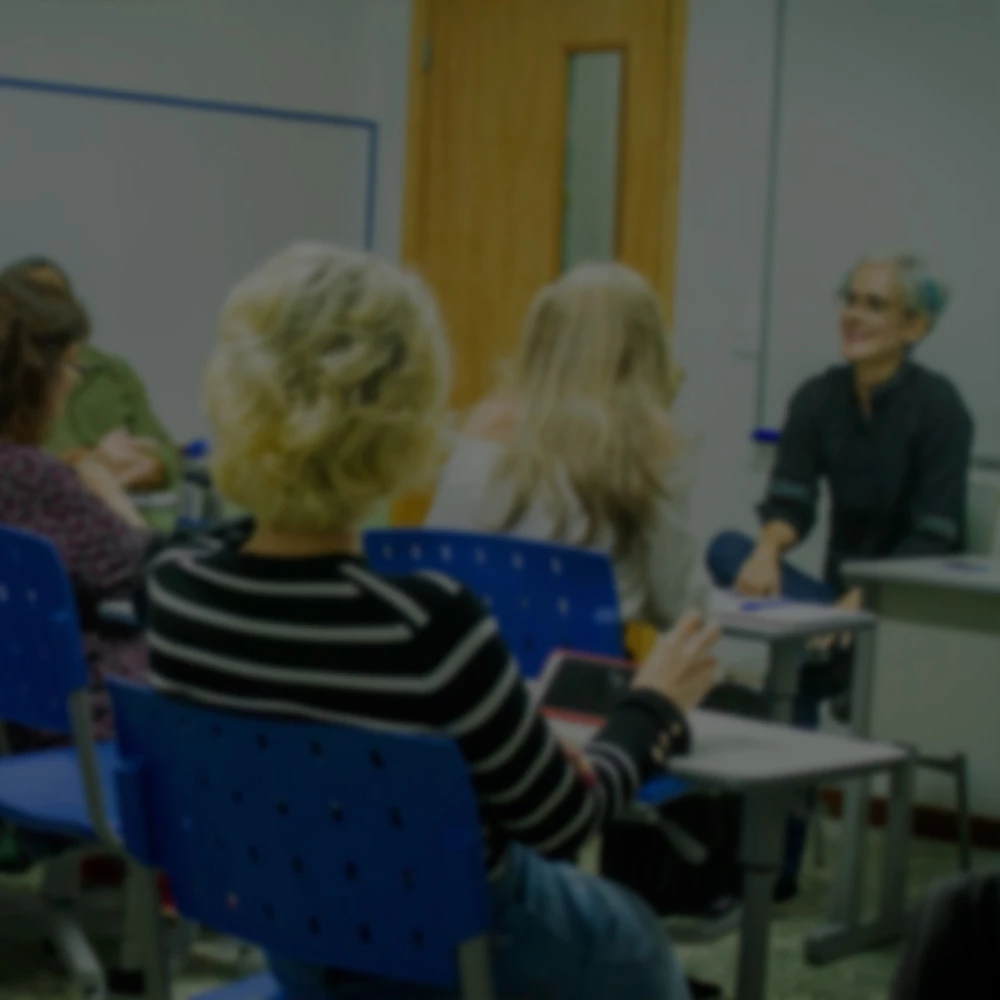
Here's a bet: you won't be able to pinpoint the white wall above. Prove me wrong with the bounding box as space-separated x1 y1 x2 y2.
672 0 828 579
0 0 411 261
0 0 412 442
3 0 995 814
674 0 1000 560
673 0 1000 818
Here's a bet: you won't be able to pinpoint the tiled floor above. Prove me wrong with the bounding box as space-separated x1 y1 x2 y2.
1 826 995 999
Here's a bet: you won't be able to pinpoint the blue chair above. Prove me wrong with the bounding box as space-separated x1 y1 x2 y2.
0 525 167 999
363 529 722 929
109 681 495 1000
364 528 624 678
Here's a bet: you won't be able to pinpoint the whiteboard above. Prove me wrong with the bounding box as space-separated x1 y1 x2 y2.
760 0 1000 461
0 78 375 442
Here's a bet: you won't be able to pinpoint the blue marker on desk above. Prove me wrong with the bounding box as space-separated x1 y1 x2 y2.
943 558 990 573
739 598 790 612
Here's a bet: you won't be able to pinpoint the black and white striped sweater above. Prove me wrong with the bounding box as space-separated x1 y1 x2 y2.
146 541 682 877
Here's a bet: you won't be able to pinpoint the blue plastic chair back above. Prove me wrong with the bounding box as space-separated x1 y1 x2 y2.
109 682 491 988
0 526 89 733
365 529 624 678
181 438 211 461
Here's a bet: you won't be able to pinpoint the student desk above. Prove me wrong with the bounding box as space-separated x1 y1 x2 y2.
548 709 913 1000
712 598 877 725
841 556 1000 857
710 599 921 964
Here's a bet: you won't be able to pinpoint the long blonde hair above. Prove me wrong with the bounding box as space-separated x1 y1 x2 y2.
493 262 683 555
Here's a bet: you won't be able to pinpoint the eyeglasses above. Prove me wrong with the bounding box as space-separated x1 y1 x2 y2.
836 290 899 314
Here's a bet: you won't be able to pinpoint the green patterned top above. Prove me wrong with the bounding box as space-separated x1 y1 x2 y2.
47 344 181 488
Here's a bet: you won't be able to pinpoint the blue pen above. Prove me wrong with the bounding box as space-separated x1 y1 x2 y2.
943 559 990 573
739 598 789 612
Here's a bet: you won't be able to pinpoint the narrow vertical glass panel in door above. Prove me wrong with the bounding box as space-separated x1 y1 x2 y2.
561 50 624 271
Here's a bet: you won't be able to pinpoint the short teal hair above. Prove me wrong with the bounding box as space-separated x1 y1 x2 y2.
840 253 950 330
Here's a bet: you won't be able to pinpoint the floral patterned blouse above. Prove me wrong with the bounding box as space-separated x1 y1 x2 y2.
0 441 153 745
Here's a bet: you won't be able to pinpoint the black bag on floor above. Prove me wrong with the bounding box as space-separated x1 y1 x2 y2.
599 681 769 917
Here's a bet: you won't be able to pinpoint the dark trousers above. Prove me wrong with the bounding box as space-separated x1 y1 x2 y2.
706 531 848 888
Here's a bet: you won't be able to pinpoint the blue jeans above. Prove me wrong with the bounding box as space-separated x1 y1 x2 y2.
268 842 692 1000
706 530 846 888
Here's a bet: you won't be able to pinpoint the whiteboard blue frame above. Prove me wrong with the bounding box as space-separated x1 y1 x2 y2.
751 0 788 445
0 75 379 251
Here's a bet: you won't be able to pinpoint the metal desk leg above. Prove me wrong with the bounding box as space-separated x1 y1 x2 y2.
764 638 802 723
877 758 914 931
805 625 889 964
736 789 788 1000
831 628 877 913
847 625 877 740
806 755 913 964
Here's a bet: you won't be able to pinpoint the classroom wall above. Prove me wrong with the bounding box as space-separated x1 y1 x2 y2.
672 0 1000 819
674 0 1000 561
0 0 411 271
4 0 995 816
0 0 409 528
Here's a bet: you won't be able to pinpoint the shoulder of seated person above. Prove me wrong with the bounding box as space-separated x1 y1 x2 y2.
393 569 491 618
82 344 139 381
12 444 75 481
461 397 519 444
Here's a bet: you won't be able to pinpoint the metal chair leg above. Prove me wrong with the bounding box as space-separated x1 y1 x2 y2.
916 752 973 873
41 854 107 1000
812 797 827 870
457 934 494 1000
46 908 107 1000
952 753 972 872
111 863 170 1000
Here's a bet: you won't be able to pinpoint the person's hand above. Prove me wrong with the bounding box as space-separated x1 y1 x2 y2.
558 739 598 788
95 430 165 490
75 457 146 528
807 587 864 654
734 543 781 597
632 611 722 712
76 454 125 498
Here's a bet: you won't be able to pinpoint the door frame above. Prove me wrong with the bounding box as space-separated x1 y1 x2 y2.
394 0 689 526
402 0 688 321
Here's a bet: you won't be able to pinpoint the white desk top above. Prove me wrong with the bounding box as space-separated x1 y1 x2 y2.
843 556 1000 596
548 709 907 791
709 589 876 642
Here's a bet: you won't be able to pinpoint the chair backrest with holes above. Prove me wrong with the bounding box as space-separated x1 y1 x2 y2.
109 681 491 988
364 529 624 678
0 526 89 733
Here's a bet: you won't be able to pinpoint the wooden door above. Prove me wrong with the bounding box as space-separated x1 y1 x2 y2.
395 0 687 524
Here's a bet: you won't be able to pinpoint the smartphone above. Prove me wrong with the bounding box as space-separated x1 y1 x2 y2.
534 650 637 727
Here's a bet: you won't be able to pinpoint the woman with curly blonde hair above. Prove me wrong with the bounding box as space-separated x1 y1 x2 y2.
147 243 717 999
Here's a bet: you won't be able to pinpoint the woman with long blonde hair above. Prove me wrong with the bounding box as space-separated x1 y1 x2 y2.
427 262 705 629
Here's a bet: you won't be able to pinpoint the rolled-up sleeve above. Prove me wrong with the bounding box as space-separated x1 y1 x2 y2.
757 383 822 540
894 391 974 556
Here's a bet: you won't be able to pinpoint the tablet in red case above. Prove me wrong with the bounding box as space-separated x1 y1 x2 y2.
534 649 638 729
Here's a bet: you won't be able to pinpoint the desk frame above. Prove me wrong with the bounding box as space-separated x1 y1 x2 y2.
721 617 914 967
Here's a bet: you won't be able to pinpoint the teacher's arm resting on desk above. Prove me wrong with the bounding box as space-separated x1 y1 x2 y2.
738 384 821 596
892 387 974 557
